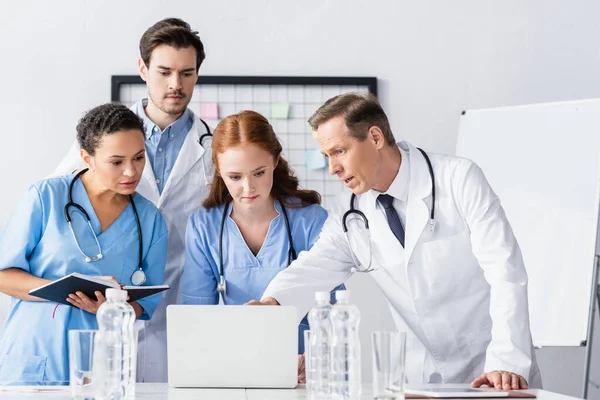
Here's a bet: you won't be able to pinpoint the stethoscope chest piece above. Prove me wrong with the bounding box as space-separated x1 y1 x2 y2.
85 254 103 263
217 275 226 294
131 269 147 286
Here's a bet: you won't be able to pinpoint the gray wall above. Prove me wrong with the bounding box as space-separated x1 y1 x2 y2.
1 0 600 397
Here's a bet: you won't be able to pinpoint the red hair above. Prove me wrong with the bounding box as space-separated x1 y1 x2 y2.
203 110 321 208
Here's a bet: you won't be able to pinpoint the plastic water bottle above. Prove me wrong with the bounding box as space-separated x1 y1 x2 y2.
92 289 137 400
307 291 333 399
330 290 361 400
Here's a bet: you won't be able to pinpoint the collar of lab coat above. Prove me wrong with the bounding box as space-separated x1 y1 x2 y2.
132 100 208 206
366 144 410 208
400 140 434 261
350 141 432 264
160 114 206 201
346 141 433 263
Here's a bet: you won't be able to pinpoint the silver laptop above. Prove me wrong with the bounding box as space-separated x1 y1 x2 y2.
166 305 298 388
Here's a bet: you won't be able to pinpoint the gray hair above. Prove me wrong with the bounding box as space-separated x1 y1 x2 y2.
308 92 395 145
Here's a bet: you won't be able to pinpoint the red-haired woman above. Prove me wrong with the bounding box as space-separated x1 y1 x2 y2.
181 110 343 355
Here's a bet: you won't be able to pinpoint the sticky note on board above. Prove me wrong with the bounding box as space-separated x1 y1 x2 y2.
270 102 290 119
305 148 327 170
200 103 218 120
312 129 318 139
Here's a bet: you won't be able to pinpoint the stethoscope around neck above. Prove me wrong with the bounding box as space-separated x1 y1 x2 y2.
198 119 212 147
64 168 147 286
216 198 296 296
341 147 436 273
197 120 215 188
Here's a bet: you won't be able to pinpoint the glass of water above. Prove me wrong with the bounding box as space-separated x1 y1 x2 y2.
68 329 98 399
372 331 406 400
304 330 314 394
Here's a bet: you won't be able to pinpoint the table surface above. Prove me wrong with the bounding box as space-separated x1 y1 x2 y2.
0 383 582 400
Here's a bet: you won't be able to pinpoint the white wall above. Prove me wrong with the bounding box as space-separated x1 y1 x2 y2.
1 0 600 396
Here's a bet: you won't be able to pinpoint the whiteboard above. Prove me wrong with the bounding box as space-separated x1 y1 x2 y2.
456 98 600 347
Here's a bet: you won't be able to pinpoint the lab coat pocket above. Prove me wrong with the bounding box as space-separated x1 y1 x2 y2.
416 229 476 295
0 354 47 384
464 323 491 376
466 324 491 356
419 229 472 271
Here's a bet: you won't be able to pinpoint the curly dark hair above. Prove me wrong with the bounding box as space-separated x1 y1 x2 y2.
140 18 206 71
76 103 145 155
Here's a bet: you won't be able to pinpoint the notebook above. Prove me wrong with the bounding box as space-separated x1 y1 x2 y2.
29 273 169 305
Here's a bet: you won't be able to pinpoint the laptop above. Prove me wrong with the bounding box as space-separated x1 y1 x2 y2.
166 305 298 388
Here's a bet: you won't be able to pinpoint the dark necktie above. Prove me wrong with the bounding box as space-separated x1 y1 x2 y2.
378 194 405 247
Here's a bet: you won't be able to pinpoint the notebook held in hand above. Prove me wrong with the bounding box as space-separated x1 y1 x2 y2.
29 272 169 305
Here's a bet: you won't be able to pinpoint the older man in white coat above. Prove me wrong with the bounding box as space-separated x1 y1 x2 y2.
53 18 212 382
250 93 542 390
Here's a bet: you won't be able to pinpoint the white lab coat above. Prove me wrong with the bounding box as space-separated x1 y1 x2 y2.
263 141 542 387
53 105 213 382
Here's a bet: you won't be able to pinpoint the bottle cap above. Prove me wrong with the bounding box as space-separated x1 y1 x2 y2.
315 292 330 302
335 290 349 302
106 288 128 301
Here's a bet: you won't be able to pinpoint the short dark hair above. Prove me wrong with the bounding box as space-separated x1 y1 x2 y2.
76 103 145 155
308 92 396 145
139 18 206 71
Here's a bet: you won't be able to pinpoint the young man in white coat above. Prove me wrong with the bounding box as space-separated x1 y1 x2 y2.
249 93 542 390
53 18 213 382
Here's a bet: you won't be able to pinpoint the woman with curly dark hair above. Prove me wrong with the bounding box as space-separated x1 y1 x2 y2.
0 103 167 385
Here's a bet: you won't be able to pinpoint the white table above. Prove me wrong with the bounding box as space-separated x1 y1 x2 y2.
0 384 582 400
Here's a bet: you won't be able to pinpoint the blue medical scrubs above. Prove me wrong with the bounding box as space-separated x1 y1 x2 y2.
0 175 168 385
181 198 343 354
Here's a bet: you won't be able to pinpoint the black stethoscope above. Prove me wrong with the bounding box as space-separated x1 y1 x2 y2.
341 148 436 273
197 120 215 187
64 168 147 286
217 199 296 296
198 119 212 147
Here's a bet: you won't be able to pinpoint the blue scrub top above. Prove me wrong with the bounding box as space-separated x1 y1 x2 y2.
0 175 168 385
181 198 344 354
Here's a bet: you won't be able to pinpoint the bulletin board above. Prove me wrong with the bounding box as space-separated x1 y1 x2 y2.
111 75 378 205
